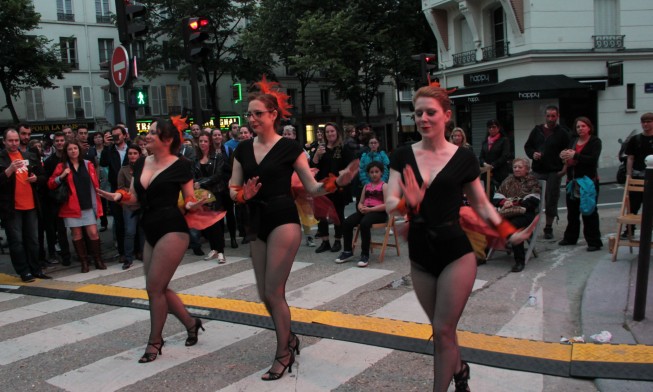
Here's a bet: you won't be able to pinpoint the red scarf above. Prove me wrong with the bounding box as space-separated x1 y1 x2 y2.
487 133 501 150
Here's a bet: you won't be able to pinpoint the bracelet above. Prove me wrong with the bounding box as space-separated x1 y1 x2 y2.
495 219 517 240
230 185 247 204
321 174 340 193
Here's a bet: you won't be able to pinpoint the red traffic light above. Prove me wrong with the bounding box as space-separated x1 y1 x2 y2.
188 17 209 30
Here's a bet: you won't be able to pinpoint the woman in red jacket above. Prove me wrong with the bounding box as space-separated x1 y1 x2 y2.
48 140 106 273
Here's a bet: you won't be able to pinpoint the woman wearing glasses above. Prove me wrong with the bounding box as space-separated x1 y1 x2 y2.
230 81 357 381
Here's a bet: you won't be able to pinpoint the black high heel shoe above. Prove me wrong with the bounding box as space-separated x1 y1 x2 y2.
289 332 301 355
261 352 294 381
453 360 471 392
185 318 205 346
138 340 164 363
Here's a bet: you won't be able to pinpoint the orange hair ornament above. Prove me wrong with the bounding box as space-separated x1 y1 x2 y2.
254 75 293 119
427 75 457 95
170 115 188 142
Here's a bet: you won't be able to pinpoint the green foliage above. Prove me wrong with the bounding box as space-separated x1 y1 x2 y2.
0 0 69 122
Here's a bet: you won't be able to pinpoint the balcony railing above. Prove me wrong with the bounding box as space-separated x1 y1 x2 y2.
57 12 75 22
452 49 476 67
593 35 625 50
96 14 112 24
481 42 509 60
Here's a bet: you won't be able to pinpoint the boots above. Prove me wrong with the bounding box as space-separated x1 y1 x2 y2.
73 239 90 273
90 239 107 270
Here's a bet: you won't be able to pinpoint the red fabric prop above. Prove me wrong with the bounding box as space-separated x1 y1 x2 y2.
321 174 339 193
290 170 340 226
184 208 226 231
254 75 293 119
170 115 188 143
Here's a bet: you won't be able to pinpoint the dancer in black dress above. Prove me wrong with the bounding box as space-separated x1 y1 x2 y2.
385 86 535 392
230 78 357 381
97 119 206 363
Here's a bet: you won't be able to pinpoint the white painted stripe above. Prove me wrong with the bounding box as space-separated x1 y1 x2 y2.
217 339 392 392
0 307 149 365
47 321 260 392
59 263 141 283
0 292 22 302
114 257 247 289
182 261 312 297
286 268 393 309
0 299 84 328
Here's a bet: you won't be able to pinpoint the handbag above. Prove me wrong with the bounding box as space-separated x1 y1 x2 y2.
498 205 526 218
50 182 69 203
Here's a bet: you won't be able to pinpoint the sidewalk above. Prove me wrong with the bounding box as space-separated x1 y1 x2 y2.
581 249 653 391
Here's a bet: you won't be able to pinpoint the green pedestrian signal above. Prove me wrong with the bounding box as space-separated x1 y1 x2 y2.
129 88 149 108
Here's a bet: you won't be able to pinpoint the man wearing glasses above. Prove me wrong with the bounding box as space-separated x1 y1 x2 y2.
622 112 653 237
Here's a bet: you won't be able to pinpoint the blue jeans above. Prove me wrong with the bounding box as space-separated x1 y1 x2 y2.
6 209 41 276
122 208 144 262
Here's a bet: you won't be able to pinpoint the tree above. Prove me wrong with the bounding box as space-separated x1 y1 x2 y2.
0 0 69 123
140 0 260 118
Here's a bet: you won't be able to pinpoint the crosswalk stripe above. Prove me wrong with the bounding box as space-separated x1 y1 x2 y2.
182 261 312 297
286 268 393 309
59 262 140 283
0 307 149 365
0 299 84 328
47 321 260 392
0 292 22 302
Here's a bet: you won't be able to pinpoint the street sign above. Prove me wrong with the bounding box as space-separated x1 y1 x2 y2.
111 46 130 88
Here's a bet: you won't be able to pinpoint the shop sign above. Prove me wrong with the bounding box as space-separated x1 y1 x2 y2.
464 69 498 87
517 91 540 100
219 116 241 130
29 121 94 133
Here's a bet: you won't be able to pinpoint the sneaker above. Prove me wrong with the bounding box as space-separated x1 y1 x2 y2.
193 247 205 256
204 250 218 260
357 255 369 268
330 240 342 252
315 240 331 253
20 273 36 283
306 236 316 247
217 253 226 264
335 251 354 264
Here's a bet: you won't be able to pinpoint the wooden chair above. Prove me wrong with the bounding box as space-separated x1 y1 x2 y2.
611 176 646 262
352 215 400 263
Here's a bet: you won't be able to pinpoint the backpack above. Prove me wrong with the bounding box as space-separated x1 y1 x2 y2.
566 176 596 215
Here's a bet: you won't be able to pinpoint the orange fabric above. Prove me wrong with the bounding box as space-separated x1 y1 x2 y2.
116 189 132 203
395 198 408 215
496 219 518 239
229 185 247 204
9 151 34 210
184 208 226 230
321 174 338 193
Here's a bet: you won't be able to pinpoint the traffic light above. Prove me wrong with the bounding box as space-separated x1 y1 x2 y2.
128 87 149 108
99 61 114 92
182 17 210 62
116 0 148 45
232 83 242 103
411 53 437 87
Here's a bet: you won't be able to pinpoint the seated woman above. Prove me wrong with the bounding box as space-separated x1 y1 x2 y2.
335 161 388 267
493 157 541 272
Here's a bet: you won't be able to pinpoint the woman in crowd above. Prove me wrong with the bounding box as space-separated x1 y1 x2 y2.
133 135 149 156
117 144 144 269
558 117 603 251
230 82 356 381
193 131 228 263
335 161 387 267
48 140 107 273
311 122 355 253
479 119 511 191
358 135 389 185
385 86 534 392
449 127 472 151
304 127 325 156
211 128 237 248
97 119 205 363
493 157 541 272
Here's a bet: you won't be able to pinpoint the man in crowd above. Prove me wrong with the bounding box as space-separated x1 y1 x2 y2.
524 105 571 239
75 126 94 161
224 122 240 152
0 128 51 282
62 126 75 142
622 112 653 238
43 131 72 265
101 125 129 262
17 123 32 153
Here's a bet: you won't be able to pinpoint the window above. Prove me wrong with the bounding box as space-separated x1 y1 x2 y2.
492 8 507 57
181 85 190 113
95 0 111 23
60 37 78 69
166 85 180 115
162 41 179 70
199 85 210 110
627 84 636 110
65 86 92 119
320 89 330 112
25 88 45 121
103 90 112 109
131 41 146 61
287 88 297 107
595 0 618 35
98 39 113 64
151 86 170 116
376 92 385 114
57 0 74 21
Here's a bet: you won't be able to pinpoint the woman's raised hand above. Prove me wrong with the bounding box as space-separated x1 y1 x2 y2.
243 176 262 201
399 166 426 209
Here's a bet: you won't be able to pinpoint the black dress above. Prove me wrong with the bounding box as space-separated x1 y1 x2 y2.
133 157 192 246
233 138 304 242
390 146 480 277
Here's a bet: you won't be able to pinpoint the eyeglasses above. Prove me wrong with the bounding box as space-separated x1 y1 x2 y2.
244 110 274 119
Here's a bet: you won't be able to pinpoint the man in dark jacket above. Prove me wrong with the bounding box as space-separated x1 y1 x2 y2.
0 128 51 281
100 125 129 260
524 105 571 239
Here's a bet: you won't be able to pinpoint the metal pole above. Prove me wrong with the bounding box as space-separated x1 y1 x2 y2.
633 155 653 321
190 62 202 127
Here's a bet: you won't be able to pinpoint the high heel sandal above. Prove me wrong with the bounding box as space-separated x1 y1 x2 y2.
288 332 301 355
453 360 471 392
261 352 294 381
138 340 164 363
185 318 205 347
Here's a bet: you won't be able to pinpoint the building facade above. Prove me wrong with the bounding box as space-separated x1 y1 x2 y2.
422 0 653 168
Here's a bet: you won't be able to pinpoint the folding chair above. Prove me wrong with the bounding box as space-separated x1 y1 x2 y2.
611 176 646 262
352 215 400 263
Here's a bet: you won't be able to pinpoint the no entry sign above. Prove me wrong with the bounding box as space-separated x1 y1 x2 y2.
111 46 130 88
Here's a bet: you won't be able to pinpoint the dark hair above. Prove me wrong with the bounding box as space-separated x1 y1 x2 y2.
248 92 281 129
641 112 653 122
574 116 595 134
62 140 84 163
53 131 65 139
366 161 384 174
412 86 452 112
3 128 17 139
152 118 181 155
111 125 127 135
195 131 215 158
16 123 30 131
126 143 142 156
486 119 501 128
545 105 559 115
